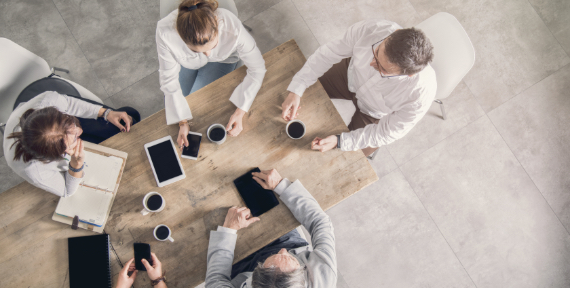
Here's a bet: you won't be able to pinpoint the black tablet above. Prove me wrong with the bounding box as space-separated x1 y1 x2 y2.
233 168 279 217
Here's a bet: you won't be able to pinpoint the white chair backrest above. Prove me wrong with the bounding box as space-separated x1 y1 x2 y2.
160 0 238 19
0 38 51 125
415 12 475 100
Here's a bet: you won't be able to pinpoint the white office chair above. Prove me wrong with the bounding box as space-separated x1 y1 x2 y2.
416 12 476 120
0 38 103 134
368 13 474 160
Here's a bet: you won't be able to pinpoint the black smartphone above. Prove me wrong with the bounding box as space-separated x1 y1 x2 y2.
182 131 202 160
233 167 280 217
134 243 152 271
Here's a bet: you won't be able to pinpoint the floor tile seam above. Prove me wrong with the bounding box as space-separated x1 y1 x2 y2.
524 0 570 59
485 62 570 116
290 0 325 46
486 109 570 237
397 166 479 288
108 69 158 99
392 113 487 169
241 0 287 23
50 0 111 100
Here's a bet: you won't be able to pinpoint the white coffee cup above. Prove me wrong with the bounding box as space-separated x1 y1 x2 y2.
153 224 174 242
141 192 165 216
207 123 227 144
286 120 306 139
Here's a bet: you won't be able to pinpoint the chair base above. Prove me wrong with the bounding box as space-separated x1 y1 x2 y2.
434 99 447 120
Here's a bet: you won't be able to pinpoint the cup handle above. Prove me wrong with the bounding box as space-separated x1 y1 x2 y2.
141 208 150 216
168 236 174 242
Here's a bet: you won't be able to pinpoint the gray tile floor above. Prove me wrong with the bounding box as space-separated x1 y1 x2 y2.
1 0 570 287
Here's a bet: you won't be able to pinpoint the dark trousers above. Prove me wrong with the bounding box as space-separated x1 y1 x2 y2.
231 229 309 278
69 96 141 144
319 58 380 157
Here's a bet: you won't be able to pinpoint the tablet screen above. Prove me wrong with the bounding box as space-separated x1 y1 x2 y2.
233 168 279 217
147 140 183 183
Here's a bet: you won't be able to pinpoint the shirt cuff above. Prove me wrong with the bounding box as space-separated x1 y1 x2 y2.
273 178 292 195
216 226 237 234
287 80 307 98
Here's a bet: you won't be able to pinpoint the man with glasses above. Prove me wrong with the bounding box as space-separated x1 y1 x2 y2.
281 20 436 157
205 169 337 288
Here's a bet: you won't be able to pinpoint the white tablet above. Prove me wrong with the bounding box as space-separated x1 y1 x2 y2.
144 136 186 187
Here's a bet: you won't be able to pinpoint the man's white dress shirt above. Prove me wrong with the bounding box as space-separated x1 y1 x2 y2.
156 8 266 125
287 19 437 151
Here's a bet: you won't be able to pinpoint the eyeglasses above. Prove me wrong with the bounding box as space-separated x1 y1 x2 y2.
371 37 405 79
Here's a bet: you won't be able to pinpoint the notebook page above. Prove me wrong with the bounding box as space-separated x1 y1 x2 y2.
55 186 113 226
82 151 124 191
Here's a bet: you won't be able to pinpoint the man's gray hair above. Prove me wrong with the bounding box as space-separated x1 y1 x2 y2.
252 263 305 288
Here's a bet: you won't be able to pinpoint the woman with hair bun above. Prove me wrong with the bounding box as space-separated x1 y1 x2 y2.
156 0 266 149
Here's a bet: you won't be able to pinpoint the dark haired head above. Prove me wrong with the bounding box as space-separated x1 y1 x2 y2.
384 28 434 75
8 107 80 163
177 0 219 46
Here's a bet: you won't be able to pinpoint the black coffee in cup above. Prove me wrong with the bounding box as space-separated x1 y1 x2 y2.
147 195 163 211
155 226 170 240
209 127 226 141
287 122 305 139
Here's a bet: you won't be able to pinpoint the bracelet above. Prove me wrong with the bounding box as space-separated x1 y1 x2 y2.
68 162 84 173
179 120 188 127
103 108 112 122
336 135 341 149
150 271 167 286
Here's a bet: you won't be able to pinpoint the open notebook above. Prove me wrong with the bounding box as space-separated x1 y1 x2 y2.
55 150 124 227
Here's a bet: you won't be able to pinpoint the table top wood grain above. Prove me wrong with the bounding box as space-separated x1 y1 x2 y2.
0 40 378 288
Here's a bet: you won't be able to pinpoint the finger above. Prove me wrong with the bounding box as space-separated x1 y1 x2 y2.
226 120 234 132
115 121 126 132
252 172 268 181
177 137 184 150
290 104 299 121
183 134 189 147
237 206 248 213
141 258 153 271
121 114 131 132
122 258 135 275
248 217 261 224
129 269 138 280
282 103 292 120
151 252 161 266
253 176 269 189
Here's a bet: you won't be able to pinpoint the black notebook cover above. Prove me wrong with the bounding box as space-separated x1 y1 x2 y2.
68 234 111 288
233 168 280 217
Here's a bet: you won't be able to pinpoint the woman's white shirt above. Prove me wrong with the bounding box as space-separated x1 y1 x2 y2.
3 92 102 197
156 8 266 125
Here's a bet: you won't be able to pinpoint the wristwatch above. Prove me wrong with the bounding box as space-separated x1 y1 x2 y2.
103 108 112 122
151 272 167 286
336 135 341 149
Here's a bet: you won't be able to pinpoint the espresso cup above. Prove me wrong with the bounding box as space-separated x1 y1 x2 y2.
207 123 227 144
141 192 165 216
153 224 174 242
286 120 306 139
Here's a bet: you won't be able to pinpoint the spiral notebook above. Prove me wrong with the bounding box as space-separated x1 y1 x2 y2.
68 234 112 288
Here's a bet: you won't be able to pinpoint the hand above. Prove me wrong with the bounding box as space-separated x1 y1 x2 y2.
115 258 137 288
142 252 163 281
226 108 246 137
107 110 133 132
281 92 301 121
68 138 85 168
223 207 260 231
177 121 190 150
311 135 338 152
252 169 283 190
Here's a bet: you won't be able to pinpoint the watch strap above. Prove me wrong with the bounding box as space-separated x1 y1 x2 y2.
151 271 167 286
68 162 84 172
103 108 112 122
336 135 341 149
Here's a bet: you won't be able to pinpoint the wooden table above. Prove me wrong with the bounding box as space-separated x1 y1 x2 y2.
0 40 378 288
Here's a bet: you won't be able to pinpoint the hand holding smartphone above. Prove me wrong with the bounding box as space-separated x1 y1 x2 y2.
182 131 202 160
134 243 152 271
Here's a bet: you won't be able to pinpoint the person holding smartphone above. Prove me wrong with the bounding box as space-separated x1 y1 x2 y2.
157 0 266 150
115 253 167 288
